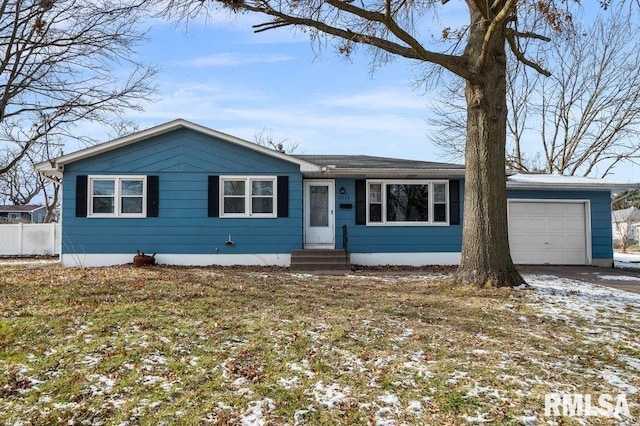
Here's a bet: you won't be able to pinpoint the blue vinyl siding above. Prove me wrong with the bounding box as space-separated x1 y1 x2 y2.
60 125 615 263
333 182 611 259
62 128 303 255
333 178 464 253
507 189 613 261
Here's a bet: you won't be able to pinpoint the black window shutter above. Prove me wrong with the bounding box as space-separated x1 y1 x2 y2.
208 176 219 217
449 180 460 225
147 176 159 217
277 176 289 218
355 179 366 225
76 175 88 217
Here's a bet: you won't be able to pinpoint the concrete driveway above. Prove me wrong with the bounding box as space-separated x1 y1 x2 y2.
518 265 640 294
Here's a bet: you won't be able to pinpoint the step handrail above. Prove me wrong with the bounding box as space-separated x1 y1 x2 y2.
342 224 349 262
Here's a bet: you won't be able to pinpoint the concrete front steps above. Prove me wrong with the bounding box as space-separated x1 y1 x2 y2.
290 249 351 274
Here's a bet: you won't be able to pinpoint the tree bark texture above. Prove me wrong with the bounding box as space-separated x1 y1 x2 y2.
454 2 525 287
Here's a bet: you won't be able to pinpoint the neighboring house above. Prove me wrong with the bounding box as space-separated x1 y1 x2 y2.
0 205 47 224
35 119 640 268
612 207 640 245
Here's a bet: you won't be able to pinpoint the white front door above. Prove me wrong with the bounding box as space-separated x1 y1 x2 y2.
304 180 335 248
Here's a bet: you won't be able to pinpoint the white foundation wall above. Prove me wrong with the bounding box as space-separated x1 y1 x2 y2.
62 252 463 267
62 253 292 267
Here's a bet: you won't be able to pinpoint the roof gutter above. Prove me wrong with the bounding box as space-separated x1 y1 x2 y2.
506 182 640 192
304 168 467 178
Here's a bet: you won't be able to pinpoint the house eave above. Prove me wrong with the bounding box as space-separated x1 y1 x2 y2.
33 164 63 184
506 182 640 192
507 173 640 192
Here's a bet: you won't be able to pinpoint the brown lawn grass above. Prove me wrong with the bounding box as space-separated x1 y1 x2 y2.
0 264 637 425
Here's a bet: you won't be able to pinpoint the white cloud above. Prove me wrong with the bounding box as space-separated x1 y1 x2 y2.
321 88 427 111
123 77 435 158
175 53 293 67
144 10 306 46
221 106 423 136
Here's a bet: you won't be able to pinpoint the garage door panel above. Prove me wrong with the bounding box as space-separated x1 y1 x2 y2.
530 234 552 245
546 204 567 215
564 203 585 215
560 251 586 264
561 235 586 246
528 205 549 215
509 235 529 249
512 248 548 264
509 203 530 215
547 221 567 232
508 220 530 231
508 201 588 265
526 218 547 230
566 221 586 232
547 234 568 246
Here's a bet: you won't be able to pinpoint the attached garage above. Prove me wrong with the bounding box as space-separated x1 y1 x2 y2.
508 200 590 265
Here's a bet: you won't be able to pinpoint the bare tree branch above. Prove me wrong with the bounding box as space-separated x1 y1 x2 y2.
432 5 640 178
253 128 301 154
477 0 516 69
505 31 551 76
0 0 157 184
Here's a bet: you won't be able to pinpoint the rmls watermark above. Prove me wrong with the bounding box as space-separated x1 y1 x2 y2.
545 393 631 418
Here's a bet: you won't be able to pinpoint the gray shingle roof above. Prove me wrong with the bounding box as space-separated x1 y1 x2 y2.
293 155 464 170
0 205 44 213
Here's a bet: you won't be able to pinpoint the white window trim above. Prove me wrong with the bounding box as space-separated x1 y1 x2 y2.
88 175 147 218
219 176 278 218
366 179 449 226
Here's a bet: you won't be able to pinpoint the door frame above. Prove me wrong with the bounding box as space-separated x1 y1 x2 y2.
303 179 335 249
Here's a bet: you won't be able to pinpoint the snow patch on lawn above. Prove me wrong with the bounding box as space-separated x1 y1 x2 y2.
406 400 423 416
403 350 434 379
240 398 275 426
464 411 493 423
601 368 639 393
392 327 414 342
86 374 115 396
312 381 350 409
446 370 469 385
143 354 168 365
138 375 166 386
81 354 102 367
277 376 300 389
377 391 400 406
620 355 640 371
288 360 315 378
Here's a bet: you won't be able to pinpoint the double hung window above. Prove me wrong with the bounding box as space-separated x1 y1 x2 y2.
89 176 146 218
220 176 277 218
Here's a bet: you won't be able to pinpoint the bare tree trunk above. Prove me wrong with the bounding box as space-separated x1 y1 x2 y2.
165 0 561 287
454 3 525 287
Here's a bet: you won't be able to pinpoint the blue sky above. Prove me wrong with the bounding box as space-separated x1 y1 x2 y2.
128 13 439 161
90 6 638 181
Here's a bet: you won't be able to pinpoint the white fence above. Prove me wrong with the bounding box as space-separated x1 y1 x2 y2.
0 223 61 256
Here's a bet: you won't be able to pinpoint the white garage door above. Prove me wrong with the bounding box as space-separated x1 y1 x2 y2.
508 201 589 265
